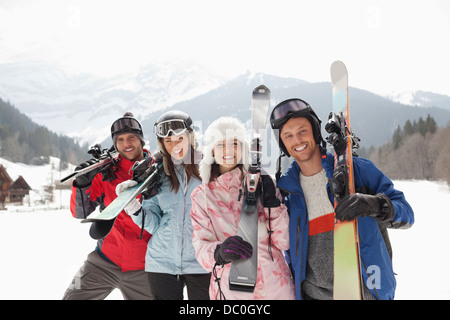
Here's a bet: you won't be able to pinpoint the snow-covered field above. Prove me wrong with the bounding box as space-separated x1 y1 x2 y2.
389 180 450 300
0 156 448 299
0 178 448 300
0 156 122 299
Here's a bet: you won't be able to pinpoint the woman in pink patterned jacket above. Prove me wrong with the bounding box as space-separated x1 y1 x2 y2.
190 117 295 300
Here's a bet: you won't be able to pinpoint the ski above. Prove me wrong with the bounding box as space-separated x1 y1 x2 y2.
229 84 270 292
60 145 119 184
326 60 362 299
81 154 163 240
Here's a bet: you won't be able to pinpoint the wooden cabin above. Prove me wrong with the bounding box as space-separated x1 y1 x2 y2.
0 165 13 210
0 165 32 208
8 175 32 205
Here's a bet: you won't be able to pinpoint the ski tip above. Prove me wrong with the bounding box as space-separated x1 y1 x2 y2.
89 219 116 240
331 60 347 74
331 60 346 68
253 84 270 94
330 60 348 85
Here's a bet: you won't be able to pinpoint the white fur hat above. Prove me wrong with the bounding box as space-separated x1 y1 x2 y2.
199 117 249 184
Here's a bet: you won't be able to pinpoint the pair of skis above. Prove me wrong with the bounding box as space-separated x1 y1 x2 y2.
79 154 163 240
60 145 119 184
229 85 271 292
328 60 363 300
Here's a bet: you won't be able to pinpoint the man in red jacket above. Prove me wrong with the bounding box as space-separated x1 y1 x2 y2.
63 112 154 300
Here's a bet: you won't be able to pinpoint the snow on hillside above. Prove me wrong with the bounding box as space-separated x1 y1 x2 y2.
0 155 448 299
387 90 450 110
0 60 231 147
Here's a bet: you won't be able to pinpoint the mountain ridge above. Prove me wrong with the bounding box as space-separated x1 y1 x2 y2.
1 61 449 157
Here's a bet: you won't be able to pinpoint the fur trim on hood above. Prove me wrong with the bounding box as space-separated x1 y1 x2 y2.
199 117 249 184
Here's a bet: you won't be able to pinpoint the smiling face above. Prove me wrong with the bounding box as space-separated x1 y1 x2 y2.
162 131 190 162
115 133 144 161
213 138 242 174
280 116 322 176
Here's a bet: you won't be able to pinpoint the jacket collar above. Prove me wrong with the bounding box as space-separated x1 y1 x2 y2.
277 152 334 193
206 166 244 191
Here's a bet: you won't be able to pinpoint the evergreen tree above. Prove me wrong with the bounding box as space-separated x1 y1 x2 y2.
403 120 415 136
425 114 437 134
417 117 426 136
392 125 402 149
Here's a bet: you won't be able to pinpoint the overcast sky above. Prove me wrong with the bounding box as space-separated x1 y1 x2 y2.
1 0 449 97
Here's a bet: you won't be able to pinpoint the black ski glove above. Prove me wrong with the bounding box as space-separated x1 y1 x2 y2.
73 159 100 188
214 235 253 265
335 193 395 223
260 174 281 208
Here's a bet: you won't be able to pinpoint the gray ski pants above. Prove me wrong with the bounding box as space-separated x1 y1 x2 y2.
62 250 154 300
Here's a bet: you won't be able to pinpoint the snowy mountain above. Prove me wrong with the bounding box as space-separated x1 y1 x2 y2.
387 90 450 110
0 60 230 146
140 74 450 151
2 60 450 153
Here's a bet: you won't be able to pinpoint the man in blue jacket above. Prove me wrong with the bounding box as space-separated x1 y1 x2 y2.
270 98 414 300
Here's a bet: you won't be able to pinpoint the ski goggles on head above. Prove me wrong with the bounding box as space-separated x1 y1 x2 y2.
270 98 311 129
111 117 143 136
154 119 188 138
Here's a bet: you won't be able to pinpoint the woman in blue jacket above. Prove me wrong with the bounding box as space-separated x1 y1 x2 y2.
118 110 210 300
270 98 414 300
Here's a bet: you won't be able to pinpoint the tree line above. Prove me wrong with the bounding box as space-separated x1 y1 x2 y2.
367 115 450 184
0 98 87 167
2 95 450 184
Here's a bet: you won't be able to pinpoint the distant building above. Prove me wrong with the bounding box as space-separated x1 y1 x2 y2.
0 165 32 209
8 175 32 205
0 165 13 209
